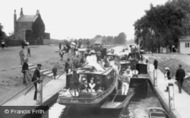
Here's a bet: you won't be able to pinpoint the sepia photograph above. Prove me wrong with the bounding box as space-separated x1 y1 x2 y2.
0 0 190 118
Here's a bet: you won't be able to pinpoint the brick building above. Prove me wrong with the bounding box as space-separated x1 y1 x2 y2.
9 8 50 45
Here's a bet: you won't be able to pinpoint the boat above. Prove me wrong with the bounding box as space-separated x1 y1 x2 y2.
57 63 118 108
148 107 169 118
100 51 147 109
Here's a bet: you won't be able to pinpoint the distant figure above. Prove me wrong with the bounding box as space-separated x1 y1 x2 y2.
52 65 57 79
21 40 27 49
175 64 186 93
1 39 5 49
19 47 25 65
164 67 171 92
59 42 62 51
22 58 30 84
32 64 42 102
27 46 31 57
153 59 158 70
59 50 64 61
146 58 149 71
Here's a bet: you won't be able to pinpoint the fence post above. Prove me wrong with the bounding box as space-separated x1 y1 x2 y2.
168 83 175 110
153 69 157 86
37 79 43 105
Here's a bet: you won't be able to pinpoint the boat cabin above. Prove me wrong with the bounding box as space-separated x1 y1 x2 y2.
57 64 117 106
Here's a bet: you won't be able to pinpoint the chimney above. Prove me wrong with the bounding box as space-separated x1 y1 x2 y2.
14 10 17 34
36 10 40 15
20 8 23 17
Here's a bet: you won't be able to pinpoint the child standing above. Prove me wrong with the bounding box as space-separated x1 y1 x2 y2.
52 65 57 79
27 46 31 57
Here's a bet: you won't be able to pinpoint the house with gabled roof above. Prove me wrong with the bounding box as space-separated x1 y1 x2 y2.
11 8 50 45
179 35 190 54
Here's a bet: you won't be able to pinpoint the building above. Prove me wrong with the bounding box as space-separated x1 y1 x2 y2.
179 36 190 54
11 8 50 45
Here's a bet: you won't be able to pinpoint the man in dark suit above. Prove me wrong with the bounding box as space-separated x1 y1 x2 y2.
153 59 158 70
65 59 70 74
32 64 42 101
22 58 29 84
175 64 186 93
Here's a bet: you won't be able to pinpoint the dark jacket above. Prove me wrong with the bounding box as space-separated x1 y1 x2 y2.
65 61 70 70
154 59 158 69
165 70 171 80
22 62 29 72
175 68 185 81
32 68 40 82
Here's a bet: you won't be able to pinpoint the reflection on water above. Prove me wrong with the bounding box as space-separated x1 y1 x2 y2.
127 97 162 118
61 107 121 118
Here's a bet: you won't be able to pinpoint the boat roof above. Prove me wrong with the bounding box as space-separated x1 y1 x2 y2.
78 48 87 52
67 65 113 75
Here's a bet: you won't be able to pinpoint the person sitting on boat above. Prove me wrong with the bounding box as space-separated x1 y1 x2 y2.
89 77 96 93
80 77 89 92
103 57 110 68
132 69 139 77
97 86 103 94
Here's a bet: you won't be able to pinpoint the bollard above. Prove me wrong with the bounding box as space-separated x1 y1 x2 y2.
168 83 175 110
37 79 43 105
153 69 157 86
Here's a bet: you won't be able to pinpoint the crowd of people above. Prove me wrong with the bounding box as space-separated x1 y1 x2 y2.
18 40 187 104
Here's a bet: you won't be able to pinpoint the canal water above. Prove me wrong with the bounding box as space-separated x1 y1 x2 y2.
44 79 164 118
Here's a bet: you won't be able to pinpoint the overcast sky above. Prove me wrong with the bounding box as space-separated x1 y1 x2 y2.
0 0 168 40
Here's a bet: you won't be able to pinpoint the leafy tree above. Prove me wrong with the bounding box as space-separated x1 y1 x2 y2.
0 23 6 40
134 0 190 52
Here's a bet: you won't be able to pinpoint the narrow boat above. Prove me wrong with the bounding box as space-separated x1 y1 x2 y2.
101 50 149 108
148 107 169 118
101 52 146 109
57 63 118 108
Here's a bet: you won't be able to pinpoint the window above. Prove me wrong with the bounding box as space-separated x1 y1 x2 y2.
185 42 190 48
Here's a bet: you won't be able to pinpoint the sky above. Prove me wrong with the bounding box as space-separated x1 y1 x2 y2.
0 0 168 40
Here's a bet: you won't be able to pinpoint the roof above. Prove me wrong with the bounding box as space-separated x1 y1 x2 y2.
179 36 190 42
17 15 38 22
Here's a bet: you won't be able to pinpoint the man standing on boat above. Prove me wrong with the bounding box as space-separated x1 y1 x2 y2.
121 66 133 95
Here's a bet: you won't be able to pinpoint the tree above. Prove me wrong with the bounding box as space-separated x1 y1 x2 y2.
134 0 190 52
115 32 127 44
0 23 6 40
